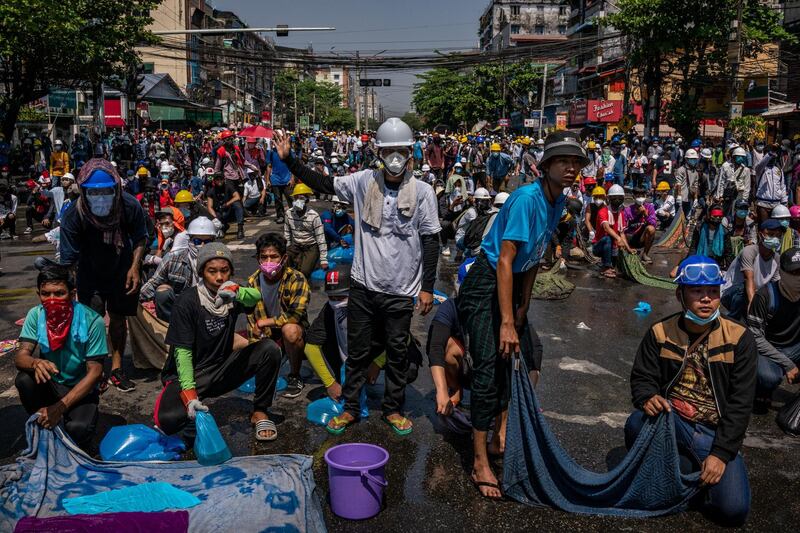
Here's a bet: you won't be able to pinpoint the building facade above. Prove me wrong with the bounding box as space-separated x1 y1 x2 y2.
479 0 570 52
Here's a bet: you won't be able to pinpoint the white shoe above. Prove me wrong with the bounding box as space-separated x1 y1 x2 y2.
0 230 9 239
24 227 33 234
441 247 451 257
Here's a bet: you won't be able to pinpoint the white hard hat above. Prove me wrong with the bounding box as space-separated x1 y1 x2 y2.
331 151 339 157
608 184 625 197
331 195 348 205
61 172 75 181
700 148 713 159
187 216 216 236
160 161 171 173
732 147 747 157
201 156 211 165
54 139 63 146
771 204 791 219
536 138 545 145
685 148 699 159
421 164 430 172
330 157 339 164
474 187 491 200
493 192 510 206
111 161 117 168
375 117 414 148
453 162 463 168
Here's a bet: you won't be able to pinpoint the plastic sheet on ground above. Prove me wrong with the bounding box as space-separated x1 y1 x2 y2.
0 416 327 532
616 251 677 291
532 270 575 300
654 211 688 249
503 356 700 517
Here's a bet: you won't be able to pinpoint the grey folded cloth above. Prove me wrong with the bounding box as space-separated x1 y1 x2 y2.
362 169 417 230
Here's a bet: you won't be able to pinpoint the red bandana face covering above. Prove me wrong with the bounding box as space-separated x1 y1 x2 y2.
42 298 73 351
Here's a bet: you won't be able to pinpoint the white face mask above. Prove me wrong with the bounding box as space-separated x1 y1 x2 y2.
594 198 605 206
86 193 115 217
292 198 306 211
635 197 646 205
380 150 410 175
161 226 174 238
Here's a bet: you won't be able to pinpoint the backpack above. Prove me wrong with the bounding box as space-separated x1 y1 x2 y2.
463 212 496 252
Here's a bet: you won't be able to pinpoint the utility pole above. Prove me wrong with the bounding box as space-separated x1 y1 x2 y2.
538 63 548 139
727 0 744 135
501 59 507 135
293 82 298 131
355 52 361 131
312 92 316 125
270 68 275 127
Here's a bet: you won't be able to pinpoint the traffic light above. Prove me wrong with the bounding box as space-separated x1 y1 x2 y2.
135 64 146 99
383 79 391 87
126 63 146 100
276 24 289 37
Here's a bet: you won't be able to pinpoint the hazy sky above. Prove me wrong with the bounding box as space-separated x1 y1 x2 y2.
215 0 489 115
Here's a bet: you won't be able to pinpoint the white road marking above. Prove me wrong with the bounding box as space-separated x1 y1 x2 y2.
558 357 622 379
0 386 18 399
543 411 629 429
743 434 800 450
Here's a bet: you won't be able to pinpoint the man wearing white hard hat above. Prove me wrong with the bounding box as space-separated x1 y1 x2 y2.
675 148 702 218
49 139 70 179
273 118 441 436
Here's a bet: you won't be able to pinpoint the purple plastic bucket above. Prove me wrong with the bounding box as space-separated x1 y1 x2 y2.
324 443 389 520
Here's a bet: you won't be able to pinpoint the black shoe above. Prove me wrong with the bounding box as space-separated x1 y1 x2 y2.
282 374 304 398
237 226 245 239
109 369 136 392
753 396 770 415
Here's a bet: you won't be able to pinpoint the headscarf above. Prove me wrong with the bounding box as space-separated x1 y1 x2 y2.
75 158 124 252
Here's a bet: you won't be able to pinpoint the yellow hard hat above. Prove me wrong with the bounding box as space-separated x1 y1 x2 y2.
136 166 148 177
591 186 607 197
656 181 671 192
291 182 314 196
587 141 596 150
521 137 531 146
175 190 194 203
490 143 502 152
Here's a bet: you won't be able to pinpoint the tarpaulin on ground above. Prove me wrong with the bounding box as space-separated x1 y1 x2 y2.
503 356 700 517
0 416 327 532
128 304 168 370
654 211 688 249
616 251 677 291
532 271 576 300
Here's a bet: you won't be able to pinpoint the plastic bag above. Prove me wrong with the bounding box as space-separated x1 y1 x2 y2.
328 246 354 264
99 424 186 462
306 367 369 426
238 376 287 394
194 411 232 466
776 393 800 436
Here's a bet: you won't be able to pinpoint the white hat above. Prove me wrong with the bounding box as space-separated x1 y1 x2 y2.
453 162 463 168
330 157 339 164
700 148 712 159
54 139 63 146
474 187 491 200
685 148 699 159
421 164 430 172
493 192 509 206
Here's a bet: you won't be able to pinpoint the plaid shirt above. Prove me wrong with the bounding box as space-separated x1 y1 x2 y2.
246 266 310 342
140 249 194 301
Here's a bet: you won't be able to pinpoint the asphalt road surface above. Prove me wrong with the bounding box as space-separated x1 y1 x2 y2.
1 211 798 532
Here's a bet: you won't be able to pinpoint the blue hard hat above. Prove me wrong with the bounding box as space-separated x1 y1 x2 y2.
690 139 702 148
81 169 116 189
674 255 724 286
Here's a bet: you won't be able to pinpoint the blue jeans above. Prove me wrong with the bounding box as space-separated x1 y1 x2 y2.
625 410 750 526
721 285 746 320
592 236 614 268
756 342 800 396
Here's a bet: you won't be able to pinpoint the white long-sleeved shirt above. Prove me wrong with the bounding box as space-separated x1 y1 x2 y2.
716 161 751 202
0 193 18 217
754 156 788 205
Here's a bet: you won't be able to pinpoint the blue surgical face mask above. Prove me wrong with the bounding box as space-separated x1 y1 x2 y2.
734 156 747 165
736 209 749 219
86 193 114 217
780 220 790 229
685 308 720 326
335 209 345 217
763 236 781 252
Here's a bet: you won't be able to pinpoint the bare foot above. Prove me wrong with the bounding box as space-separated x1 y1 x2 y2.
251 411 275 440
471 466 502 499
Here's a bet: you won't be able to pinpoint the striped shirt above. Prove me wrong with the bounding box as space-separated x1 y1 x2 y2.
284 207 327 263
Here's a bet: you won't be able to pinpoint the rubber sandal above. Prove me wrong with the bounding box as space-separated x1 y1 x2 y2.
326 414 355 436
471 470 503 500
382 414 413 436
254 419 277 441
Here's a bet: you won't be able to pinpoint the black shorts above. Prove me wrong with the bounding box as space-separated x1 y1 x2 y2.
627 228 648 249
79 284 139 317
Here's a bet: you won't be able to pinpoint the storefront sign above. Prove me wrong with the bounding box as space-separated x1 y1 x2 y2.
587 100 622 122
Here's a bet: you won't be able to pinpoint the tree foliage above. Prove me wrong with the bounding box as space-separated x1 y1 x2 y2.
325 106 356 131
273 69 346 129
0 0 160 138
412 62 542 129
400 111 424 132
728 115 766 144
606 0 793 139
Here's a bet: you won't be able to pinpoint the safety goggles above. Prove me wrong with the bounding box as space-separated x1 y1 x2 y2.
191 237 214 246
674 262 721 284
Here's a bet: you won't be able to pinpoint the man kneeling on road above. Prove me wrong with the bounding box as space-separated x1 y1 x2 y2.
154 243 282 443
627 255 757 526
15 264 107 449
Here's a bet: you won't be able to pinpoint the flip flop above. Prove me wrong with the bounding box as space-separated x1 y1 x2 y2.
254 419 277 441
326 414 355 436
471 471 503 500
382 414 413 436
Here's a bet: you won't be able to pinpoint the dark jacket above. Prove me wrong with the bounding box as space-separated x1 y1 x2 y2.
630 313 757 463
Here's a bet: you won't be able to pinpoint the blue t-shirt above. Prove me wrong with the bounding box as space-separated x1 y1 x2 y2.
19 303 108 386
413 141 423 160
189 176 204 196
268 149 291 186
481 181 565 273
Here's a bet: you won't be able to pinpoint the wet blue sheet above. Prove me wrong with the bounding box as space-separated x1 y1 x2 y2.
0 416 327 532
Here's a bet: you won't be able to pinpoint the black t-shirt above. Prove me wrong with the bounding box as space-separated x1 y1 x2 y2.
162 286 244 381
59 192 148 287
307 303 384 366
656 156 675 187
207 181 238 209
750 283 800 348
